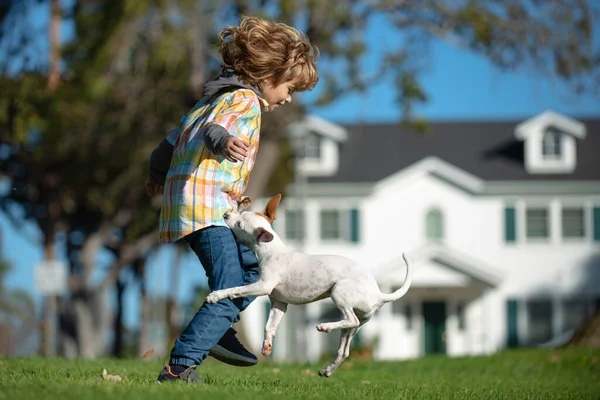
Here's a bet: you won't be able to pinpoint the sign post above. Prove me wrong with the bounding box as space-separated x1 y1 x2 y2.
35 260 67 357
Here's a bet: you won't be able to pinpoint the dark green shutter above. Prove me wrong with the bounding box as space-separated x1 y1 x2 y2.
507 300 519 347
505 207 516 243
593 207 600 242
350 209 360 243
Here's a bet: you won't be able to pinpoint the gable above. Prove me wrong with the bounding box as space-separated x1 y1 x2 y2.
374 243 503 288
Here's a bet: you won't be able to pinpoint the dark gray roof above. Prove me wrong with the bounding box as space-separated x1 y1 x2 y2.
309 118 600 183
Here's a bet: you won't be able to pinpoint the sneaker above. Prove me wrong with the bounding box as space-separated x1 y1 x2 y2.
208 327 258 367
157 365 204 384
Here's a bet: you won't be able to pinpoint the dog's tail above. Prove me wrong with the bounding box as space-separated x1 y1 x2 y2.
379 253 412 304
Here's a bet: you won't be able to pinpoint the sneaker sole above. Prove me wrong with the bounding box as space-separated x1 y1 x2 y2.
209 344 258 367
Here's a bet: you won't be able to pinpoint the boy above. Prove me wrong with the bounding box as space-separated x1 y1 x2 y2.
145 16 319 383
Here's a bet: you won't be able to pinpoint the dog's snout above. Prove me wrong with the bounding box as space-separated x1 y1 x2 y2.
223 212 230 220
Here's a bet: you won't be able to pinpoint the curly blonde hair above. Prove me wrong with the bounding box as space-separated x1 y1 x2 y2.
219 16 319 92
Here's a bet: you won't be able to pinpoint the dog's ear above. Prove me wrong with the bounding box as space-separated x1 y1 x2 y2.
264 194 281 223
255 227 274 244
238 197 252 213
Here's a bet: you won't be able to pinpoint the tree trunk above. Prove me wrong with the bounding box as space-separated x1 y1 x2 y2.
244 139 281 199
113 278 125 358
137 259 152 357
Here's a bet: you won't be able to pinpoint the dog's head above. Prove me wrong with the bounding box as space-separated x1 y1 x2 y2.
225 194 282 247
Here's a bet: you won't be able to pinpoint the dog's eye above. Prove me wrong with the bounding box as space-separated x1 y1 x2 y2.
236 221 242 228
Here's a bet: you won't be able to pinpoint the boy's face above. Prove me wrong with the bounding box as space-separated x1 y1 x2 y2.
261 80 295 112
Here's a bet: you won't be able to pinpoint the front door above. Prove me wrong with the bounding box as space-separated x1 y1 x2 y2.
423 301 446 355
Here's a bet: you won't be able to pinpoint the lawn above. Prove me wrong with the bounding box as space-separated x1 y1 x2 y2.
1 347 598 400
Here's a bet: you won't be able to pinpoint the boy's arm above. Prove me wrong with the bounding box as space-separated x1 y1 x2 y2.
205 90 260 161
203 125 230 155
147 128 178 185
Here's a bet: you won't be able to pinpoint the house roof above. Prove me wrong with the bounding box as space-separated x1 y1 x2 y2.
374 243 504 287
308 117 600 184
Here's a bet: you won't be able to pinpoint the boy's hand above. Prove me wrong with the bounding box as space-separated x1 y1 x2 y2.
222 137 249 163
144 178 164 197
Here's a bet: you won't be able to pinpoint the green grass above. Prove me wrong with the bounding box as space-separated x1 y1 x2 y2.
1 348 599 400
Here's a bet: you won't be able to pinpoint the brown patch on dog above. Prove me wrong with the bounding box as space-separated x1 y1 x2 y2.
264 194 281 222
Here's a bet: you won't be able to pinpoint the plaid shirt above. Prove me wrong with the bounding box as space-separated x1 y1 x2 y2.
159 89 268 243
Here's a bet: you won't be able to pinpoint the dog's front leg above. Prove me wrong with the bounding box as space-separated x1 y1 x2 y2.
262 298 288 357
206 280 276 304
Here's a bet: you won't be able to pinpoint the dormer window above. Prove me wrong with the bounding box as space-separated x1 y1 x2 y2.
542 127 563 159
514 111 587 175
287 115 347 177
300 131 321 160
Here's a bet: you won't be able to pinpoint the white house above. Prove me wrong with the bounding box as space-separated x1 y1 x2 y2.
238 110 600 362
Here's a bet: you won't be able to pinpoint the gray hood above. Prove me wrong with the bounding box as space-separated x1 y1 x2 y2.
203 69 265 101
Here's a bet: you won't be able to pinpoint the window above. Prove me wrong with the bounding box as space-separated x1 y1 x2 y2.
563 299 590 331
319 208 361 243
526 300 553 345
542 127 563 159
457 303 466 331
285 209 304 240
426 208 443 242
526 208 549 239
300 131 321 159
562 208 585 238
320 210 340 239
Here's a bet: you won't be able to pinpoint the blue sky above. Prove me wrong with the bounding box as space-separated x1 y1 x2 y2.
3 8 600 330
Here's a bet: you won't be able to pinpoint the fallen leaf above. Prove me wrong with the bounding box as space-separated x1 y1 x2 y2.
549 354 561 364
271 368 280 373
361 380 371 385
142 348 155 359
102 369 122 382
301 369 316 377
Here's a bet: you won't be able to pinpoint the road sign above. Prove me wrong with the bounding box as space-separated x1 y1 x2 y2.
34 260 68 295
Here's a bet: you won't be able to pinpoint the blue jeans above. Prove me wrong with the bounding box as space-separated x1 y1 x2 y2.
169 225 259 367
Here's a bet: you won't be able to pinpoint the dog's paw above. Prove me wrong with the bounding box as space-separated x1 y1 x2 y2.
205 292 222 304
316 324 331 333
262 342 273 357
318 368 331 378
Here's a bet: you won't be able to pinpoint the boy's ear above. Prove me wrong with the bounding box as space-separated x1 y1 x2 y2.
238 197 252 213
264 194 281 223
255 227 274 244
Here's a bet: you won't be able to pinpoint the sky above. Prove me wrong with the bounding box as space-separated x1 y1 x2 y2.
2 6 600 331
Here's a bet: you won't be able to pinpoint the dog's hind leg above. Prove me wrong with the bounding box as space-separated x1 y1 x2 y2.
316 282 361 333
316 307 360 332
318 327 359 378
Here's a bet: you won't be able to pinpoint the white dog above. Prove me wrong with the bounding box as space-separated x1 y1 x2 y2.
206 194 412 377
